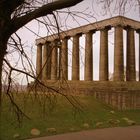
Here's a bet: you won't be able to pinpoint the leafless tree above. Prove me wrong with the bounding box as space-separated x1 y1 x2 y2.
0 0 102 130
0 1 93 132
1 0 140 127
93 0 140 17
0 0 85 108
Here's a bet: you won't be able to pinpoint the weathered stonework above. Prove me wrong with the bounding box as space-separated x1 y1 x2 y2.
114 25 124 81
36 16 140 82
126 27 136 81
99 27 110 81
85 31 93 81
36 44 42 80
36 16 140 44
34 16 140 110
72 34 81 80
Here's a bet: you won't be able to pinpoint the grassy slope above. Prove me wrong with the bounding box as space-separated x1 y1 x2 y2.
1 93 140 140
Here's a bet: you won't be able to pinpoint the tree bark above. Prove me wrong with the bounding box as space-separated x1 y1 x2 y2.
0 41 7 107
0 40 7 132
0 19 9 110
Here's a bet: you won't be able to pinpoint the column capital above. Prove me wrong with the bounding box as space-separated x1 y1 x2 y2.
72 33 82 37
44 41 51 47
36 43 43 47
124 25 134 30
51 39 61 48
84 29 96 35
44 40 51 44
100 25 111 31
136 28 140 33
61 36 70 40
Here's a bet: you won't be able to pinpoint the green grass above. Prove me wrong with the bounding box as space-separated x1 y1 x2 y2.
1 93 140 140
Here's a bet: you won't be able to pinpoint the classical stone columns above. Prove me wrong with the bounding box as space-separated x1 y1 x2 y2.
138 30 140 81
51 40 58 80
85 31 93 81
99 27 110 81
36 27 137 82
60 37 69 80
42 44 47 80
35 16 140 83
72 34 81 80
114 26 124 81
47 43 52 80
139 32 140 81
36 43 42 80
42 42 52 81
126 27 136 81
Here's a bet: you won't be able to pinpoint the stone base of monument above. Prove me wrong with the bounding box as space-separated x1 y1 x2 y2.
28 81 140 110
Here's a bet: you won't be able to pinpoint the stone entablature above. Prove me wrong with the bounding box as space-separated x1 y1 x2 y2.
36 16 140 44
35 16 140 82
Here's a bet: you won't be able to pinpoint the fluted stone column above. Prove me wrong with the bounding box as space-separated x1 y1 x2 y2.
99 27 110 81
136 29 140 81
126 27 136 81
47 43 52 80
72 34 81 80
114 26 124 81
36 43 42 80
51 40 58 80
42 43 47 80
60 37 69 80
138 31 140 81
85 31 93 81
139 30 140 82
42 42 51 81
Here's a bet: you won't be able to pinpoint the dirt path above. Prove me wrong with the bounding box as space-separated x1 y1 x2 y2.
28 126 140 140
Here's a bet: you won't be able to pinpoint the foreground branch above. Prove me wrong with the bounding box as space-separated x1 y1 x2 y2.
3 58 84 112
10 0 83 35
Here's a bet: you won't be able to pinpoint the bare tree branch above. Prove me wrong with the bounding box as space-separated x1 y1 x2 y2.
9 0 83 35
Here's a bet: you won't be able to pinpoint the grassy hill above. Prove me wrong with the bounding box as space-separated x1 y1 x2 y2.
1 93 140 140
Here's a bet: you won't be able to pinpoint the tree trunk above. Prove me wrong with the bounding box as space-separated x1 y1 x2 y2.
0 18 10 101
0 40 7 140
0 41 7 108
